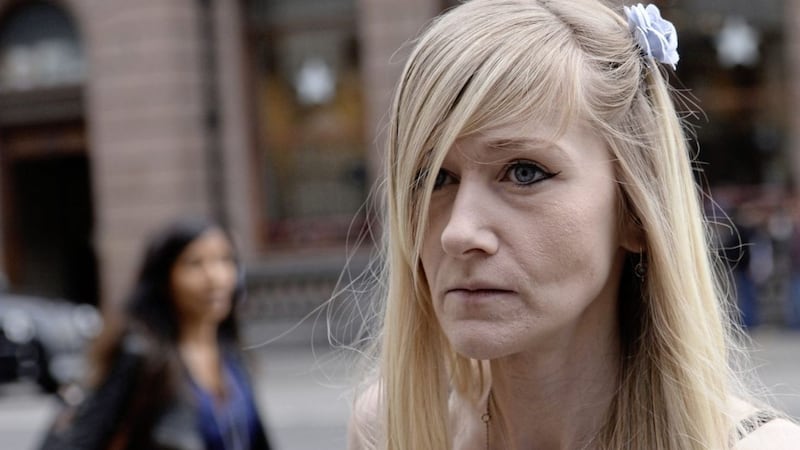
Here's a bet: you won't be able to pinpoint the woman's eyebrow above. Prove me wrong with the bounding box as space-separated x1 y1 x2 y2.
485 137 556 150
485 137 570 160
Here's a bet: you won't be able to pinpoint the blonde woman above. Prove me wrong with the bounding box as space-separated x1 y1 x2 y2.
348 0 800 449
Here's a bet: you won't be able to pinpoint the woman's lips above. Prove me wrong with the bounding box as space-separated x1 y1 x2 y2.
445 288 515 302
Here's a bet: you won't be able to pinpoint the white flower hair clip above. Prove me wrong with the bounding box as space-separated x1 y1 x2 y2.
624 3 679 69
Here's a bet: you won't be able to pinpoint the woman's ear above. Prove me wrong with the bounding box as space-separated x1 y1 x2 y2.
619 212 645 253
616 182 645 252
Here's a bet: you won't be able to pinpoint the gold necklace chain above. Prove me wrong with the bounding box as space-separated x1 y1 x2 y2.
481 391 492 450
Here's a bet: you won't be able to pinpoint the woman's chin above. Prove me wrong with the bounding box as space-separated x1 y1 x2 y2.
446 328 519 361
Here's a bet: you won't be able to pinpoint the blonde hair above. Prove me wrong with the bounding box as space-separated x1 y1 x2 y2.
355 0 748 448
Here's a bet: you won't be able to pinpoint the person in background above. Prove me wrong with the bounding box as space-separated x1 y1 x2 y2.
347 1 800 449
786 201 800 328
40 217 271 450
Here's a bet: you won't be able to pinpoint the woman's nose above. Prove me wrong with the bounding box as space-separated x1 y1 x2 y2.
203 259 235 288
439 184 499 257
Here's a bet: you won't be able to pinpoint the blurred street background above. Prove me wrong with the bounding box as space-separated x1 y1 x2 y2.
1 326 800 450
1 0 800 449
0 324 357 450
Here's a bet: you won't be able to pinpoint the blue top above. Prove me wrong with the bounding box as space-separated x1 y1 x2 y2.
188 354 268 450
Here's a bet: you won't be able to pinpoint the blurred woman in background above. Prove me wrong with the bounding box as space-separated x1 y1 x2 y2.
41 217 271 450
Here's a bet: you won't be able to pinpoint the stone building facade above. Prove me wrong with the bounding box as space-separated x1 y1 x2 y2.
0 0 797 324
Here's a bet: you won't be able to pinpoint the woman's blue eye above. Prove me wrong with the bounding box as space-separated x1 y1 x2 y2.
505 162 551 185
433 170 455 189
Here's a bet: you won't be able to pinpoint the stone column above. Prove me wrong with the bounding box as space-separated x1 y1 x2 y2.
787 0 800 194
357 0 440 183
85 0 211 309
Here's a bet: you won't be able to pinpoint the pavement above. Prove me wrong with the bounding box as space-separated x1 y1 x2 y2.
743 328 800 418
247 325 355 450
0 324 798 450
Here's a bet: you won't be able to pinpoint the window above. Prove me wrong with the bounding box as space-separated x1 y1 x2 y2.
0 2 85 91
247 0 366 248
664 0 786 187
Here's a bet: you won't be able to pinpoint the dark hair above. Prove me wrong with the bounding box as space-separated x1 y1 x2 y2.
126 216 243 344
88 217 243 387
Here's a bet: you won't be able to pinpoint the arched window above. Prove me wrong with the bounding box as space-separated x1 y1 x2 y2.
0 1 85 91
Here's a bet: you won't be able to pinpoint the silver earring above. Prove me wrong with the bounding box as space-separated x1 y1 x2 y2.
634 252 647 280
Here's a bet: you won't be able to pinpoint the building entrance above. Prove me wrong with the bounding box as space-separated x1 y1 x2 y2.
1 122 97 304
